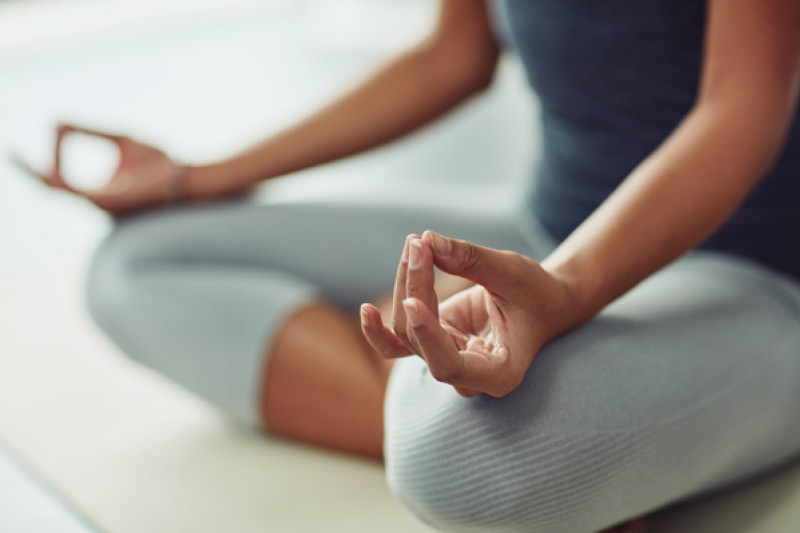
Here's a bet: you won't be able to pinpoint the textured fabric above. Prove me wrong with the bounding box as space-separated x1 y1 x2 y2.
385 253 800 532
493 0 800 279
85 197 800 532
86 197 800 531
86 199 551 424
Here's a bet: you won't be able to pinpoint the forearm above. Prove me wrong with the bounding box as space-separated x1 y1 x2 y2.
540 0 800 333
542 104 793 329
187 37 496 198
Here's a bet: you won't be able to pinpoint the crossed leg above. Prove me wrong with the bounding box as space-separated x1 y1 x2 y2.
86 198 546 455
384 253 800 532
260 302 393 459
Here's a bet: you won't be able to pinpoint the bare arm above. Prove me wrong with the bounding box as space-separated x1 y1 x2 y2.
362 0 800 397
26 1 498 214
545 0 800 329
188 0 499 198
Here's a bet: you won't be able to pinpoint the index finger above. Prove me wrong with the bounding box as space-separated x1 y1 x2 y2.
8 151 76 192
402 298 461 379
405 237 438 320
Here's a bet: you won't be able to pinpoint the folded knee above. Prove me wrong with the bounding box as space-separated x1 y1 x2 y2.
85 228 153 344
384 361 628 532
387 419 632 532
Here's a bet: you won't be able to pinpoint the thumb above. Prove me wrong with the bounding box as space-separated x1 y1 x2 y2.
422 230 524 296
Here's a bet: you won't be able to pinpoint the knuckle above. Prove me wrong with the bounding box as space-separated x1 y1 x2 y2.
405 276 418 294
408 317 433 340
460 242 482 272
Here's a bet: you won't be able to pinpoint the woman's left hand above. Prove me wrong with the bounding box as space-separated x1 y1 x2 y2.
361 230 577 398
14 124 187 215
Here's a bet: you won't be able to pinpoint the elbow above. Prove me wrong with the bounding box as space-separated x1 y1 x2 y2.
445 44 500 97
460 33 501 94
467 53 499 93
422 28 500 98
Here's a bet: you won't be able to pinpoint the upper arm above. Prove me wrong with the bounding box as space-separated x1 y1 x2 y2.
424 0 500 90
697 0 800 146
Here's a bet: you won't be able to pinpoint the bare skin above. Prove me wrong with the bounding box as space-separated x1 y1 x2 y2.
259 302 392 460
260 271 470 460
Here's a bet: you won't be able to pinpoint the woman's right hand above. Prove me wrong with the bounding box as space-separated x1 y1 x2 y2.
27 124 187 216
361 231 578 398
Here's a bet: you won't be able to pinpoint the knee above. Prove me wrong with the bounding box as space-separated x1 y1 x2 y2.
384 362 620 533
85 226 148 340
387 419 621 532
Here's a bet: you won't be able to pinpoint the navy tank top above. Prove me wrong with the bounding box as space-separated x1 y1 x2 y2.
495 0 800 279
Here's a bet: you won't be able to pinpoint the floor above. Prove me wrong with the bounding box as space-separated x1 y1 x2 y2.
1 1 800 532
0 447 96 533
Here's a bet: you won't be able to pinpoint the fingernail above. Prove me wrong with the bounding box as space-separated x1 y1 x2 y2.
401 237 410 263
408 239 423 269
403 298 423 326
360 304 371 327
430 231 451 256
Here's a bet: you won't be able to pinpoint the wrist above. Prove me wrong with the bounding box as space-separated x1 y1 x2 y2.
542 258 602 331
540 260 592 337
184 163 255 200
183 164 213 199
166 164 190 202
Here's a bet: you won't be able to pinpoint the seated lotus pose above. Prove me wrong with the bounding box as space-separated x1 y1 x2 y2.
24 0 800 531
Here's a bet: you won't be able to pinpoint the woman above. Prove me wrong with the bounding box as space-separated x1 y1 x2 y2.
26 1 800 531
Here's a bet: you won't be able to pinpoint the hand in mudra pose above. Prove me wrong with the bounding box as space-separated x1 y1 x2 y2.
18 124 184 216
361 230 576 398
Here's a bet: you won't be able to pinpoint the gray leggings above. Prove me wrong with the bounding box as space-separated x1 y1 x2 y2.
86 198 800 533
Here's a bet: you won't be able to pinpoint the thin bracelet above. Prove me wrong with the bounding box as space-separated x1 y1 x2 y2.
166 164 190 204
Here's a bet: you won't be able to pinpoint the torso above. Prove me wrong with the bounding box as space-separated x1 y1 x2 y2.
495 0 800 279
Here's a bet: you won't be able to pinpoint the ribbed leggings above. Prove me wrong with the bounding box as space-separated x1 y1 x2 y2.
86 198 800 532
